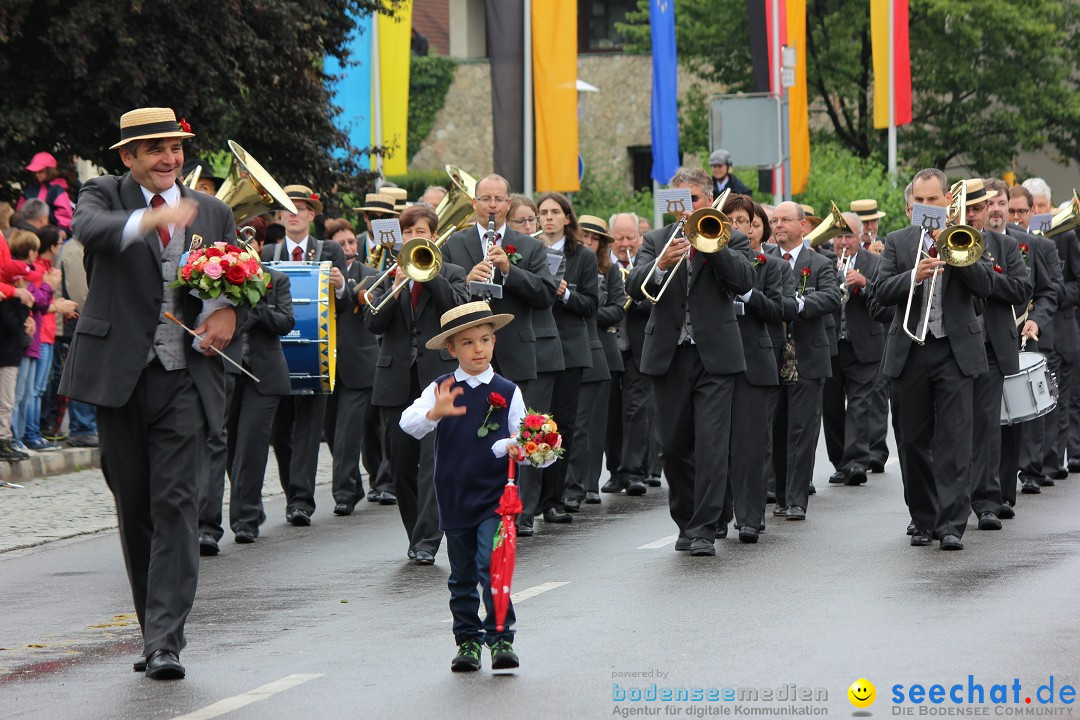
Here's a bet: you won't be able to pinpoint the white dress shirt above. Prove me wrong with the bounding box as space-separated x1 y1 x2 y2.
781 242 807 314
121 183 182 247
549 236 571 302
399 365 526 443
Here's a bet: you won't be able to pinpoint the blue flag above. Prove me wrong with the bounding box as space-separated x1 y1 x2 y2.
650 0 679 184
325 11 373 161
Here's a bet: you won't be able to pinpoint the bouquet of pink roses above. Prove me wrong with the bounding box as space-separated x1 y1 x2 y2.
171 241 270 307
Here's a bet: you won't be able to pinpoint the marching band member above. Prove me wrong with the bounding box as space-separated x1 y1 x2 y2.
768 202 842 521
850 199 886 254
961 179 1030 531
262 185 350 526
626 167 754 556
363 205 469 563
822 212 887 487
872 169 995 551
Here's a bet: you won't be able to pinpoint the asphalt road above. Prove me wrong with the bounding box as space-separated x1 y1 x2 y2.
2 437 1079 720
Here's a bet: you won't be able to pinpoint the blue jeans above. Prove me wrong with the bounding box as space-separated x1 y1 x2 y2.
22 343 52 443
12 356 36 443
68 399 98 436
445 516 516 646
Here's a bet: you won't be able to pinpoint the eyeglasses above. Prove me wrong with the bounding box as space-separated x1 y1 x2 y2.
509 216 537 226
689 194 703 203
1007 208 1031 216
477 196 509 205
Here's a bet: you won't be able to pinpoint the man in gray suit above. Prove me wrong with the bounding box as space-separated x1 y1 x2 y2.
822 213 887 487
769 202 842 521
626 167 754 556
59 107 240 679
872 168 995 551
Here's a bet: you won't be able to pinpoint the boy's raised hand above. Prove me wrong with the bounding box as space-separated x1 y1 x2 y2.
427 377 466 421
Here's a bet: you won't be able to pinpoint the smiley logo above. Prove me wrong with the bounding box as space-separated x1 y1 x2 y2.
848 678 876 708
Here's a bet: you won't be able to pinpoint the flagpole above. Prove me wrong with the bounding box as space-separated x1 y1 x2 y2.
523 0 534 197
770 0 783 204
372 18 383 176
887 0 897 185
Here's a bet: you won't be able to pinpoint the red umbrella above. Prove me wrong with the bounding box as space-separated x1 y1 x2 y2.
490 456 521 632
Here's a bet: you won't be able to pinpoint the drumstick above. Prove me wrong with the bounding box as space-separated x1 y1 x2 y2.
163 312 260 383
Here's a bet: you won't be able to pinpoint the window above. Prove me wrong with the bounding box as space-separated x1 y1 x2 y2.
578 0 638 53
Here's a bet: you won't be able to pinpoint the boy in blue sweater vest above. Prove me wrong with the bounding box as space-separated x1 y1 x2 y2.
400 301 526 672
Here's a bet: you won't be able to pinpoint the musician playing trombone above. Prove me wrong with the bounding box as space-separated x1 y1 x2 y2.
625 167 753 557
870 169 996 551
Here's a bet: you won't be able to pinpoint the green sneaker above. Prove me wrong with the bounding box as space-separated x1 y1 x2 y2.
451 640 483 672
490 639 519 670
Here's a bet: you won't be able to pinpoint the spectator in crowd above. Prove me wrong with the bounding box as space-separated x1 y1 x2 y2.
56 229 97 447
0 258 33 461
17 152 74 232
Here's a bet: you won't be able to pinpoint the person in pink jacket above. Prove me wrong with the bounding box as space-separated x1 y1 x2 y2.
17 152 74 232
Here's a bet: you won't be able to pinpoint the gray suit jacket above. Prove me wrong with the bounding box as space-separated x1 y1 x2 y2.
626 223 754 376
551 244 599 369
738 251 785 387
59 175 239 432
597 264 626 375
872 225 994 378
837 249 887 364
1006 225 1060 352
980 230 1031 375
788 246 842 380
1049 229 1080 359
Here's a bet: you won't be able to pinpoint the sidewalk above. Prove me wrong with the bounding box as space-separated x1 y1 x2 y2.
0 445 336 554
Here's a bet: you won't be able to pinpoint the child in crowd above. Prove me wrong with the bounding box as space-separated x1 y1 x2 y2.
399 301 524 673
0 259 33 461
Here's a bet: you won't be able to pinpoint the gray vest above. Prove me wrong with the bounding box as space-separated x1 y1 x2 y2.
147 227 187 369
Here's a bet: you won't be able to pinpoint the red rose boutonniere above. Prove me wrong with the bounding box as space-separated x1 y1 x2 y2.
1019 243 1030 264
798 266 812 294
994 265 1004 274
178 118 192 133
505 244 523 266
478 391 508 437
751 253 768 268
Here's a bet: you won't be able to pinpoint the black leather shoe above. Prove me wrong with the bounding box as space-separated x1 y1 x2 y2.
998 504 1016 519
563 497 581 512
414 550 435 565
808 482 816 495
910 530 932 546
869 459 886 473
287 508 312 526
739 527 759 544
646 475 662 487
542 508 572 523
234 529 256 544
718 524 728 539
845 467 868 486
145 649 185 680
1039 476 1056 487
828 470 846 484
1021 479 1042 494
1069 461 1080 473
407 548 417 559
773 505 788 517
600 477 626 493
766 491 777 504
674 536 691 551
199 533 219 557
906 522 916 535
977 511 1002 530
333 502 354 516
366 489 380 502
1050 468 1068 481
626 479 647 496
786 506 806 521
584 491 601 504
689 538 716 556
133 655 146 672
516 524 534 537
376 490 398 505
940 534 964 551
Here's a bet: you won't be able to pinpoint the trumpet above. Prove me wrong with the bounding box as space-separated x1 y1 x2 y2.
621 252 636 310
902 181 985 344
837 248 857 302
642 189 732 304
363 237 444 314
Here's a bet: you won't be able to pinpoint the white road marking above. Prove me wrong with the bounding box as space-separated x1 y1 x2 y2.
442 581 569 622
173 674 323 720
638 534 679 549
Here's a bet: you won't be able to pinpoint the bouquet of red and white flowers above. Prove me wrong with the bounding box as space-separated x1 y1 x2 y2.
171 241 270 308
507 410 565 469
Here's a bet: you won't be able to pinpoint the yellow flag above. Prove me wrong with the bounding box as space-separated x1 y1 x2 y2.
532 0 579 192
787 0 809 195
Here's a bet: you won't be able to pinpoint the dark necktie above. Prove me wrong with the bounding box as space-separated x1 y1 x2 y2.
928 245 938 258
410 280 422 311
783 252 792 263
863 241 871 250
149 194 170 247
292 245 304 262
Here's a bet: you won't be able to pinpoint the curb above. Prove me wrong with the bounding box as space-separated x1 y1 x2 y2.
0 447 101 484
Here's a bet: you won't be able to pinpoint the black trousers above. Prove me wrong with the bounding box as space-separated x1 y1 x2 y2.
198 373 236 540
868 369 891 465
773 376 824 511
564 379 606 501
518 373 554 521
605 369 623 482
651 344 734 541
1017 350 1060 486
892 336 974 539
722 374 770 531
327 385 376 506
98 364 206 656
227 376 281 535
617 353 654 483
537 367 583 513
822 341 878 471
381 365 442 555
971 349 1005 515
271 394 328 515
1043 353 1076 475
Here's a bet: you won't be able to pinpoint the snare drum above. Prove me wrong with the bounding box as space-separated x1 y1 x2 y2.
1000 351 1057 425
270 261 336 394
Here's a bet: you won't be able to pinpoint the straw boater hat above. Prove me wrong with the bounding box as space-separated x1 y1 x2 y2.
963 178 997 205
578 215 613 242
109 107 194 150
282 184 324 215
425 301 514 351
850 198 886 221
354 192 400 217
382 187 409 211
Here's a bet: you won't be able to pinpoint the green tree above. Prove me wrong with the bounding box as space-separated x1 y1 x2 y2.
0 0 403 199
619 0 1080 175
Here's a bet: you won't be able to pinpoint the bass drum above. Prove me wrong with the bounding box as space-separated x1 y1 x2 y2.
1000 351 1057 425
270 261 336 395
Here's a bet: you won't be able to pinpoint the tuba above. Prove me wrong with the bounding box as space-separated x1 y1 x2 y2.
215 140 298 226
805 201 854 248
1043 189 1080 238
434 165 477 237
